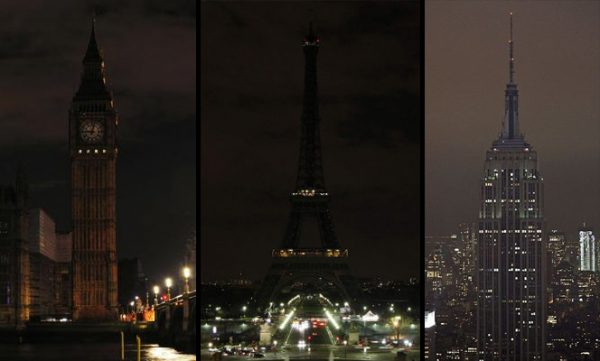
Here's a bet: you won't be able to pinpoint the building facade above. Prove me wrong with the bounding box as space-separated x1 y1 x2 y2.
0 174 30 327
476 15 546 361
27 209 72 319
117 258 147 309
70 20 119 320
578 225 596 272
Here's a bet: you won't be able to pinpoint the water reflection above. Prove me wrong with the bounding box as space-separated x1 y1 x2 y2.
0 343 195 361
145 344 196 361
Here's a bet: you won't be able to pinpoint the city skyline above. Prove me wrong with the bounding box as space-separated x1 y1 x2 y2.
425 3 600 360
426 1 600 237
0 1 196 282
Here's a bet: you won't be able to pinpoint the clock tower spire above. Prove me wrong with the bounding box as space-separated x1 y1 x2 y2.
69 18 119 321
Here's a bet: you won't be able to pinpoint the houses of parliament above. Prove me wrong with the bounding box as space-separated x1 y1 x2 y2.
0 20 119 325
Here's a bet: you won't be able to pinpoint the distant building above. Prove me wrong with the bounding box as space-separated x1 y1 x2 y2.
548 230 566 269
0 171 73 327
0 173 30 327
424 310 436 360
118 258 147 308
578 225 596 272
54 232 72 316
552 260 576 304
28 209 72 319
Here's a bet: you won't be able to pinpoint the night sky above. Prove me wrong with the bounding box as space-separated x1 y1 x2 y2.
426 2 600 238
0 1 196 282
201 2 420 282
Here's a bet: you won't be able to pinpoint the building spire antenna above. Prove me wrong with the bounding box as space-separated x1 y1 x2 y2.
509 11 515 84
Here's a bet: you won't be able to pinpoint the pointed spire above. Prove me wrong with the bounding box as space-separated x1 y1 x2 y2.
497 11 523 144
509 12 515 83
75 16 111 101
84 15 102 62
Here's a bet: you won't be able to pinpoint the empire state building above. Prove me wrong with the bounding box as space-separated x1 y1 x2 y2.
476 14 546 361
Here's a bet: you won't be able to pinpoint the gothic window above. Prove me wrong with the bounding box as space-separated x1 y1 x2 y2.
0 220 8 237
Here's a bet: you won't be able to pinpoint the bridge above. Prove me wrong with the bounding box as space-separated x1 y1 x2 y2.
153 290 196 353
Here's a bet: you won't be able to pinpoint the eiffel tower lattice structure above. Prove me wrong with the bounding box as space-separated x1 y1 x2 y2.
255 24 361 310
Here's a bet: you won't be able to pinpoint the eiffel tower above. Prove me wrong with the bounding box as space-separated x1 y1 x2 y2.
255 24 360 309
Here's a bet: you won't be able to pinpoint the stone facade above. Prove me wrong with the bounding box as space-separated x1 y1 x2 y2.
70 21 119 321
0 176 30 327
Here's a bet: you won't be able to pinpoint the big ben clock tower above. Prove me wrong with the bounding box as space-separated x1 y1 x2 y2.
69 20 118 320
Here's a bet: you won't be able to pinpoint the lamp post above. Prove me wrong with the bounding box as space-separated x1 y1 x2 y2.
183 267 191 293
273 340 278 357
165 277 173 300
242 305 247 319
343 340 348 358
153 285 160 305
393 316 402 342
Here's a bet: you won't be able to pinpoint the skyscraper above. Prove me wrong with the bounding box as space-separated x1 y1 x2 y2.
70 19 119 320
578 224 596 272
476 14 546 360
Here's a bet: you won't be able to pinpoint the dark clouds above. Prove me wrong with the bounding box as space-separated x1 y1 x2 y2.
0 0 195 282
426 2 600 238
201 2 420 282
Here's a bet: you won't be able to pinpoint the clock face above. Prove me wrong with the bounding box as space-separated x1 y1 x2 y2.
79 119 104 143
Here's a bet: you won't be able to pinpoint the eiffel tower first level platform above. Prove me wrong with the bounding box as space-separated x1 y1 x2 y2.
255 24 361 311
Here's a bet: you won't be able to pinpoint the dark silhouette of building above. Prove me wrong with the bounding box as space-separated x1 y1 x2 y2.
476 14 546 360
70 19 119 320
0 171 30 326
118 258 147 309
255 24 358 308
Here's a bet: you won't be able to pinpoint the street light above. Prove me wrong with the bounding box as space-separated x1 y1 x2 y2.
165 278 173 300
343 340 348 358
183 266 191 293
273 340 278 357
393 319 400 341
242 305 247 318
153 285 160 305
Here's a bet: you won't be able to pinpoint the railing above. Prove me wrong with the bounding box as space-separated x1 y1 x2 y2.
155 290 196 309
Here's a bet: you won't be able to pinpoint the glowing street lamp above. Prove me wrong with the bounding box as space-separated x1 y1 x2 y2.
153 285 160 305
393 319 400 340
242 305 247 318
183 267 191 293
273 340 278 357
165 277 173 300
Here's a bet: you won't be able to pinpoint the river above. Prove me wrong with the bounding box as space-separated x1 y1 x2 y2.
0 343 196 361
